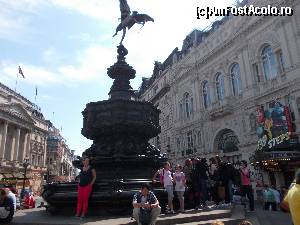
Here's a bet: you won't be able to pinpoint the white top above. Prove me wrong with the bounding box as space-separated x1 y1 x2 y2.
173 171 185 192
159 169 173 187
7 192 16 212
141 195 147 204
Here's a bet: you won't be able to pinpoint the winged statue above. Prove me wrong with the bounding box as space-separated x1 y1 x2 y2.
113 0 154 44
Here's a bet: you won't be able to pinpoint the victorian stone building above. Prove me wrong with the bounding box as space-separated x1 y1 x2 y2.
0 82 49 194
138 0 300 188
46 124 76 182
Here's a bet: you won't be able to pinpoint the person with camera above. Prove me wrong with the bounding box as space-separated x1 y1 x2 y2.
132 183 161 225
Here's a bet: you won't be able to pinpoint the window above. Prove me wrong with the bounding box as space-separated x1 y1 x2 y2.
184 93 193 118
262 45 278 80
276 50 286 73
187 131 194 155
216 73 225 101
167 137 171 152
166 115 170 127
184 93 190 118
176 137 181 151
203 81 211 108
193 133 197 152
231 63 242 96
179 103 183 119
153 85 158 94
252 63 260 83
197 131 202 146
32 155 35 166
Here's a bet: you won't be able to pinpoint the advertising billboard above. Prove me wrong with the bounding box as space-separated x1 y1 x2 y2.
256 101 292 151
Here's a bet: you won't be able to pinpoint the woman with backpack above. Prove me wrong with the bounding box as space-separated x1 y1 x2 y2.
153 162 175 213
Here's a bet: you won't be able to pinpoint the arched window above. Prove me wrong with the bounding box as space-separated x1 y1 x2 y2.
216 73 225 101
202 81 211 109
184 93 193 118
230 63 242 96
262 45 278 80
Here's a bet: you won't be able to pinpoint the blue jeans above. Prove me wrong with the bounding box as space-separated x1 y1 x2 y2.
200 179 208 205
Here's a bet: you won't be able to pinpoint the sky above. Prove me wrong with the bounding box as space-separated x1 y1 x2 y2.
0 0 236 156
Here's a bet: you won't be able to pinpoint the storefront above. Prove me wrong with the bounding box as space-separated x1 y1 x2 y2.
251 101 300 188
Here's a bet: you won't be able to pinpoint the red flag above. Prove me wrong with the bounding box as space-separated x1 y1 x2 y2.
18 66 25 78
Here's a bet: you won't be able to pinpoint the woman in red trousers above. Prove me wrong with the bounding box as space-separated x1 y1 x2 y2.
76 157 96 218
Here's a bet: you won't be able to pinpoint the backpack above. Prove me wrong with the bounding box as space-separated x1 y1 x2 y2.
266 190 275 202
159 169 165 186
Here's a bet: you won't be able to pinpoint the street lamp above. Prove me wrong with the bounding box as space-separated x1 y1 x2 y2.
21 157 30 199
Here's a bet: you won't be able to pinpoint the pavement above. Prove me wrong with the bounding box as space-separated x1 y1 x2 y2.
14 198 293 225
244 203 293 225
10 205 244 225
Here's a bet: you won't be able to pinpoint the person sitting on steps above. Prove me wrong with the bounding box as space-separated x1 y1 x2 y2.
132 183 161 225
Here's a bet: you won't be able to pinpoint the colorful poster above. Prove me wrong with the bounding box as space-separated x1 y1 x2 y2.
256 102 291 150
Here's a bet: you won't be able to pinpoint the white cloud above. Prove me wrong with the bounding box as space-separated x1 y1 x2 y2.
0 44 115 87
50 0 118 22
0 0 47 42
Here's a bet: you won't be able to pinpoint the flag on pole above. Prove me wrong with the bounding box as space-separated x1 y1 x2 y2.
18 66 25 78
35 86 38 102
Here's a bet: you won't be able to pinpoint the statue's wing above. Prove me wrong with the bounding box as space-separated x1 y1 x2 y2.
119 0 131 16
133 14 154 23
127 19 136 29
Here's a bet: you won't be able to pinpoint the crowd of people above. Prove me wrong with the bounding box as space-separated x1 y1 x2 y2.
131 182 255 225
0 186 38 224
73 156 299 225
152 156 255 213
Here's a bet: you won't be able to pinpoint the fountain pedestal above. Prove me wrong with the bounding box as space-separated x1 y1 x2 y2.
42 45 167 215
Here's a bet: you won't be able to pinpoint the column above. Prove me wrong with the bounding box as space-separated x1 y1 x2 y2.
242 48 254 88
0 124 2 154
0 122 8 159
10 128 16 161
238 53 248 91
14 128 20 161
25 133 31 159
43 138 47 167
22 132 29 160
193 77 200 112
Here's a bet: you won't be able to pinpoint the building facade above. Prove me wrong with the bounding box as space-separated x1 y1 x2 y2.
137 0 300 188
46 125 76 182
0 82 49 195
